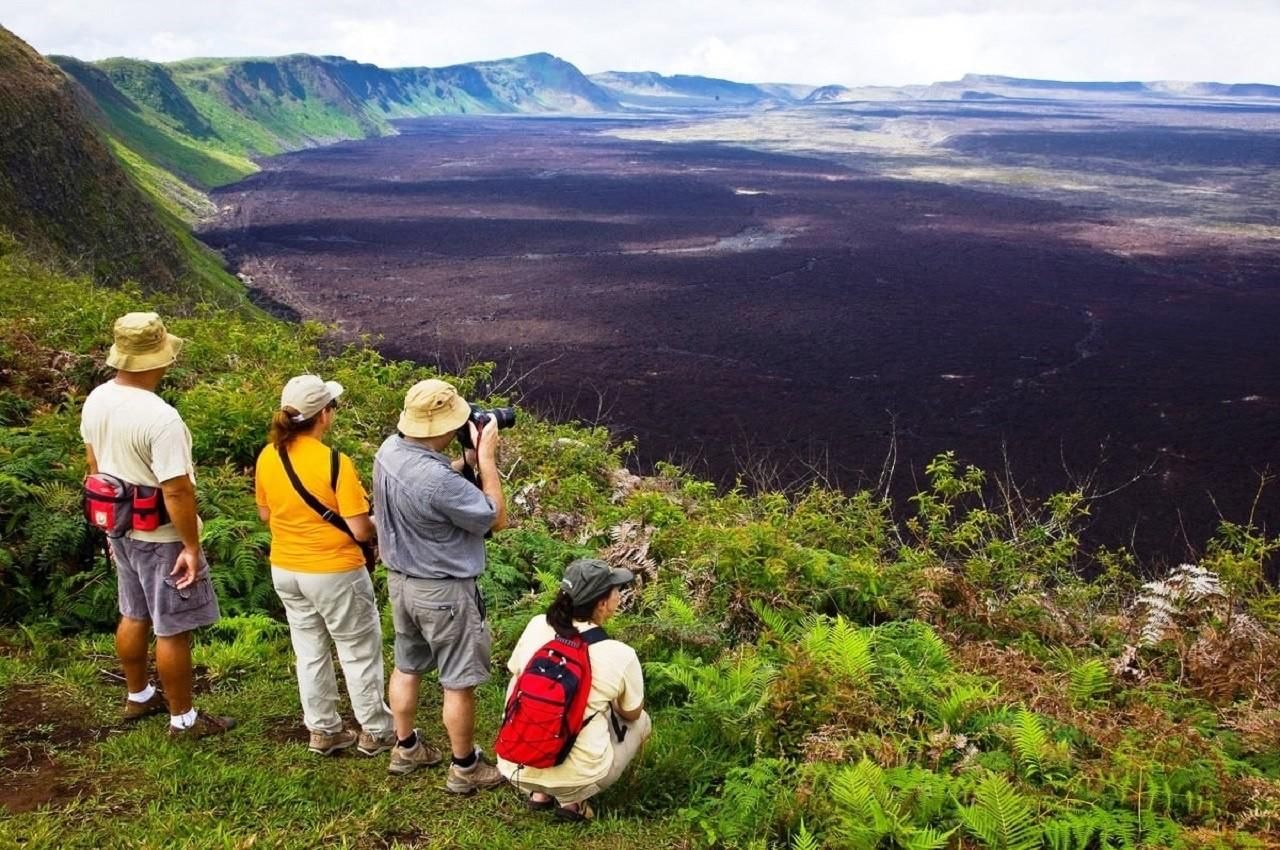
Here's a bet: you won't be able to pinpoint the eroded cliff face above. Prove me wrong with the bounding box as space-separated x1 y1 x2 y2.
0 26 190 288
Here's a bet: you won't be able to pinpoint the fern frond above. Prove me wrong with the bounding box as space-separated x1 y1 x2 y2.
660 593 698 626
751 598 797 641
901 826 956 850
829 617 875 685
959 774 1040 850
1010 708 1049 781
1068 658 1110 705
790 821 820 850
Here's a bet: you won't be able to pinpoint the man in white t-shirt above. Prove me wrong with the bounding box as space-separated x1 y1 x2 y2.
80 312 233 739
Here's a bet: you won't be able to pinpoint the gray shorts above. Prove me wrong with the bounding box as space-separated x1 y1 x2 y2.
387 572 492 689
110 537 220 637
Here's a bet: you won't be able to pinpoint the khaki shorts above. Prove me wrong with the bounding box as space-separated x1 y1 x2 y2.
388 572 492 689
110 537 220 637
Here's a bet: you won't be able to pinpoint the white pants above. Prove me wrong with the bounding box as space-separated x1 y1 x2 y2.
272 567 394 737
510 711 653 805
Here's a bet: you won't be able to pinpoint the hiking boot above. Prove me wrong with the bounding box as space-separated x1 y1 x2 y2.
357 730 397 756
388 732 443 776
445 750 505 795
309 727 357 756
168 711 237 740
122 690 168 723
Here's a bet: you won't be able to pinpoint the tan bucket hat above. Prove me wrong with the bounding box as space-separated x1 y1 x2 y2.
398 379 471 439
105 312 184 372
280 374 344 421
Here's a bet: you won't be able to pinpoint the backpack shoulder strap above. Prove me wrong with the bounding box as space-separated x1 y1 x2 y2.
279 445 350 538
329 447 340 492
579 626 609 645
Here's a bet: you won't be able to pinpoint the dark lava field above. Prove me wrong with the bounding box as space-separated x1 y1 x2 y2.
203 111 1280 561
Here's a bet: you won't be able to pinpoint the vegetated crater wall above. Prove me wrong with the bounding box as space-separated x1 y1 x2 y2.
202 115 1280 564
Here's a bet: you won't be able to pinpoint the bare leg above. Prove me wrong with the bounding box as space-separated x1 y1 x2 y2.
388 668 422 740
441 686 475 759
155 632 194 714
116 616 151 693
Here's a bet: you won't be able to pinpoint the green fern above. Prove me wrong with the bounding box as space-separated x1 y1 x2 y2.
1068 658 1110 705
661 593 699 627
1008 708 1070 782
790 821 820 850
929 681 997 730
830 760 956 850
1042 809 1102 850
751 599 798 641
958 773 1040 850
801 615 874 686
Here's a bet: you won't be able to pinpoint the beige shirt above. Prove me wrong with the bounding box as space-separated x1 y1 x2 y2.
497 615 645 787
80 381 197 543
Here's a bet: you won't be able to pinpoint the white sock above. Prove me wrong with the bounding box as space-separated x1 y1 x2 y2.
127 684 157 703
170 708 198 730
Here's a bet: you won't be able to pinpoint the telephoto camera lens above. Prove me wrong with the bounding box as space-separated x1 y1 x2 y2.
457 405 517 449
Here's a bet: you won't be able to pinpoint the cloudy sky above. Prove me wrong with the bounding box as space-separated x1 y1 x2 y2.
3 0 1277 86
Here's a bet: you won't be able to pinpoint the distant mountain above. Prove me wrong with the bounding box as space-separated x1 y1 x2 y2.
803 85 851 103
53 51 620 192
0 26 190 288
590 71 779 107
803 83 927 103
756 82 818 101
472 53 619 112
923 73 1280 101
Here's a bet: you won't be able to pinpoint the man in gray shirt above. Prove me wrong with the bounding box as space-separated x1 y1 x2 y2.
374 378 508 793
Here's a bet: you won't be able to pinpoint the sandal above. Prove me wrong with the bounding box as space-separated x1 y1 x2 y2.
527 792 557 811
553 801 594 823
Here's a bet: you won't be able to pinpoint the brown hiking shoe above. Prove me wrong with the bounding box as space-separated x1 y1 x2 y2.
122 690 168 723
357 730 397 756
309 727 357 756
168 711 237 740
388 732 443 776
445 751 505 795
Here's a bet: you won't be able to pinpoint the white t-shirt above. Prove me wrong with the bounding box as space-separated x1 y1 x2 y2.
497 614 645 787
80 381 197 543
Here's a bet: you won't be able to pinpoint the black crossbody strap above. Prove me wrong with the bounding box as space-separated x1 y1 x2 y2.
279 445 356 541
329 447 339 492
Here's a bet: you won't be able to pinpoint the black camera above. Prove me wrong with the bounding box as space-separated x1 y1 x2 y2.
457 404 516 449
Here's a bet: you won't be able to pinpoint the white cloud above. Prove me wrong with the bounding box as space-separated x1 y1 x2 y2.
2 0 1277 85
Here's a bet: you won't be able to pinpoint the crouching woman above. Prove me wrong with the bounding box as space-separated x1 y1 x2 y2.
255 375 395 757
497 558 652 822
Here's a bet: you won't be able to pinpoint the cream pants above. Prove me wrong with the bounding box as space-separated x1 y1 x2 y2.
272 567 394 737
510 711 653 805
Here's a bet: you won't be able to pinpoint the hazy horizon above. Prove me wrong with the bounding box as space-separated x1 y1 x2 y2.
4 0 1279 88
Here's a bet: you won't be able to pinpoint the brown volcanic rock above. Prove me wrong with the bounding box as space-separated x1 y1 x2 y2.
0 25 186 286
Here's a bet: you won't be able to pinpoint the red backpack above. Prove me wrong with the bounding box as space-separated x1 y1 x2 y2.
495 626 607 768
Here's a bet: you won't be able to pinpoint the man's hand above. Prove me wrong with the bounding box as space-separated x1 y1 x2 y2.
476 417 500 463
172 545 201 589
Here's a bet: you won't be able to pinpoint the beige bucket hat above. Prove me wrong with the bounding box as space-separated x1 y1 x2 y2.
398 379 471 439
105 312 184 372
280 374 344 422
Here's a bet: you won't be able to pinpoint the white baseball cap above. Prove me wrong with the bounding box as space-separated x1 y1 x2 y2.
280 374 344 422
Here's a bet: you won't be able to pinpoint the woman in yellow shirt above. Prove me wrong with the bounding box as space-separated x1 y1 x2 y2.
255 374 395 757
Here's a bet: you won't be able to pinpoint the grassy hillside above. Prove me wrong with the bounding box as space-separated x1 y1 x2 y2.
53 56 257 191
0 27 194 291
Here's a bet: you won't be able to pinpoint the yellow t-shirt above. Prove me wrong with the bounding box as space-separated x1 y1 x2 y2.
254 436 369 573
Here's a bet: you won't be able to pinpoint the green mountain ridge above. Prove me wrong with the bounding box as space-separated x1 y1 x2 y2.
43 46 623 229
